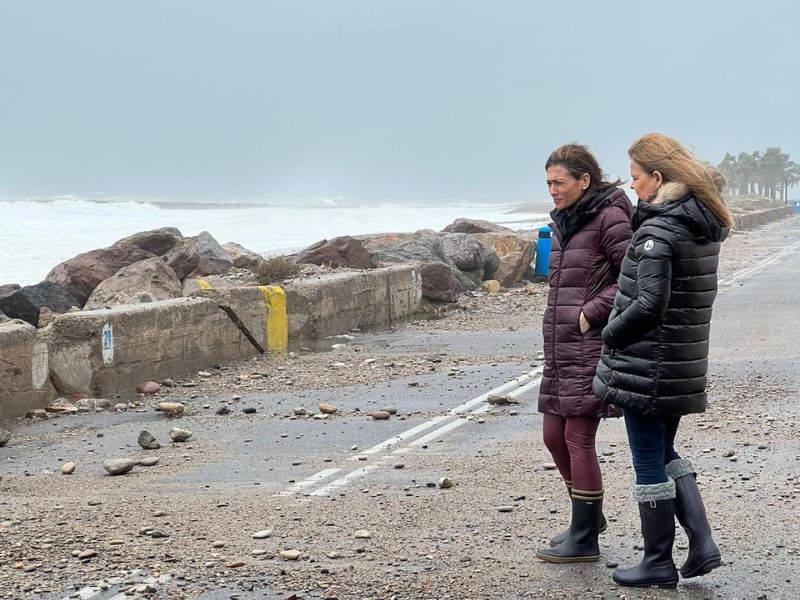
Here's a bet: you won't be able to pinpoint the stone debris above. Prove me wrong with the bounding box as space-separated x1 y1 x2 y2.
169 427 193 442
137 430 161 450
103 458 135 476
61 462 76 475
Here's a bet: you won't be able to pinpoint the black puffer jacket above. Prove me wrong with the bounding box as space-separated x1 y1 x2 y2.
592 188 728 416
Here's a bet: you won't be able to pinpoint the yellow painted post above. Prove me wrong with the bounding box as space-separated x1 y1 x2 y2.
259 286 288 353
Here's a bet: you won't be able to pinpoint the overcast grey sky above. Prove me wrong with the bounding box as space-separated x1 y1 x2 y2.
1 0 798 202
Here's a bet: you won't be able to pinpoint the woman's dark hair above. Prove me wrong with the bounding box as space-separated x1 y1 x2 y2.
545 144 621 193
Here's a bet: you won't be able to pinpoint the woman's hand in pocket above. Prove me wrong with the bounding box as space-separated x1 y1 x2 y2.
579 311 591 333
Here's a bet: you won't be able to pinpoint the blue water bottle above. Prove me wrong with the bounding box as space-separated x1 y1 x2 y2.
534 225 552 277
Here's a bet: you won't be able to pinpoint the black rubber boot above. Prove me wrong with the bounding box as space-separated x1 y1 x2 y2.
613 481 679 589
549 483 607 546
537 490 602 563
666 459 722 578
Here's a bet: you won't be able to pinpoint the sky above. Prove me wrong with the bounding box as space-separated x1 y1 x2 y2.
1 0 798 203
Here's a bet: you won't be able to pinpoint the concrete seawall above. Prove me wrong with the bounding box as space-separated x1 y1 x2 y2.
0 266 421 419
733 205 795 230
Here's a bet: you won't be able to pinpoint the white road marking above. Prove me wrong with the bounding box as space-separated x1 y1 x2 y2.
277 367 543 497
305 373 543 496
277 468 343 496
720 239 800 287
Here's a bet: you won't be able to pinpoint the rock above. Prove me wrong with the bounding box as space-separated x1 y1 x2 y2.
481 280 501 293
114 403 128 412
61 462 76 475
483 250 501 280
115 227 183 256
222 242 266 271
0 283 21 297
45 400 78 414
497 505 514 513
440 233 486 271
75 398 112 412
441 218 512 234
243 407 257 414
0 281 80 327
137 381 161 395
473 232 536 287
158 402 185 416
252 529 273 539
160 378 176 388
103 458 135 476
438 477 453 489
370 411 391 420
0 429 10 447
138 456 160 467
38 306 58 328
279 549 302 561
45 243 155 306
227 560 246 568
294 236 372 269
163 243 200 280
188 231 233 276
543 463 557 470
354 529 371 539
380 407 398 415
169 427 192 442
78 550 97 560
138 430 161 450
212 540 226 548
26 408 48 419
487 394 519 406
417 261 462 303
84 257 182 309
319 403 338 414
293 407 308 416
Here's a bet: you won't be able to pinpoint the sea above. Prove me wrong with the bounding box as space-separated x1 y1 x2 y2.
0 196 551 286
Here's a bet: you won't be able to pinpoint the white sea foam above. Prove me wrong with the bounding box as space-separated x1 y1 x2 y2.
0 197 549 286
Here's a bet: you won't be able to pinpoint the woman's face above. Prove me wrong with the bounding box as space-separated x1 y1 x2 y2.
629 160 661 202
546 165 588 210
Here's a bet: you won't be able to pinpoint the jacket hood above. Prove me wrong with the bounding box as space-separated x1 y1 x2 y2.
634 194 728 243
551 187 632 244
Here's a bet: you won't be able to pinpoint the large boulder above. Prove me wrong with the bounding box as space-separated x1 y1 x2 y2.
85 257 182 309
0 284 21 297
370 234 476 299
116 227 183 256
46 243 155 306
163 243 200 280
0 281 80 327
188 231 233 276
359 232 415 252
294 236 372 269
418 262 461 303
483 251 500 280
473 232 535 287
442 218 512 234
222 242 266 271
440 233 485 271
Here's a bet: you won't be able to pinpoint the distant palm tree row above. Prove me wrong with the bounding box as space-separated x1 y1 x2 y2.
718 148 800 203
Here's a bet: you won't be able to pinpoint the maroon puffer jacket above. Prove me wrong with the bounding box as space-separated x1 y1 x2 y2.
537 187 632 417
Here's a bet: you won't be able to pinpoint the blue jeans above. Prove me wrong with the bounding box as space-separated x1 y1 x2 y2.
624 411 682 485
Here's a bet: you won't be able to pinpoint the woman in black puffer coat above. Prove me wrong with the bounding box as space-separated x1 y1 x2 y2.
593 133 732 589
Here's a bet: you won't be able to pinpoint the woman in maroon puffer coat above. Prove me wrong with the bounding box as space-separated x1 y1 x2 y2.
535 144 632 563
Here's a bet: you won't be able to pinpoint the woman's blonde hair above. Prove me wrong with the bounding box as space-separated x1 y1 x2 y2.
628 133 733 228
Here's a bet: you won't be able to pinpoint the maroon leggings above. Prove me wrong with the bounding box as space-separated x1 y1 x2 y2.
542 414 603 493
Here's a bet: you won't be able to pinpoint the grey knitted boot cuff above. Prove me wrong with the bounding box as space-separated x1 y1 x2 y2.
633 479 676 503
665 458 695 480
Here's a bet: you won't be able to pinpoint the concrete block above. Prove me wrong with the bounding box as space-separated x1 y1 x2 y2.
190 287 270 352
284 266 421 339
42 297 260 399
733 206 794 230
0 321 56 421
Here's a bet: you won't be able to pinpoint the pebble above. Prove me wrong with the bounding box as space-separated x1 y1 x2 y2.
438 477 453 489
169 427 193 442
293 407 308 416
136 381 161 394
158 402 185 416
77 550 97 560
313 414 329 420
103 458 135 476
243 407 257 414
138 456 160 467
227 560 246 568
497 506 514 513
543 463 557 470
370 411 391 420
114 403 128 412
212 541 226 548
138 430 161 450
0 429 10 447
354 529 371 539
279 549 302 560
252 529 273 539
160 378 176 387
61 462 76 475
319 403 338 414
